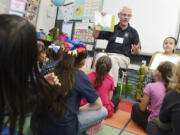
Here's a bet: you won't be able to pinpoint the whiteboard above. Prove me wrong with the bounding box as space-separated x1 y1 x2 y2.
102 0 180 53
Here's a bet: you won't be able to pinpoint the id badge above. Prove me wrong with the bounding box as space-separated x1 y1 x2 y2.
115 37 124 44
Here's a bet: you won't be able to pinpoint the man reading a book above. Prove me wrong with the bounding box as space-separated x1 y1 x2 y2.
93 6 141 87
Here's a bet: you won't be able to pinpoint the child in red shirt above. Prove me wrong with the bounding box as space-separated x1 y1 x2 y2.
88 56 115 118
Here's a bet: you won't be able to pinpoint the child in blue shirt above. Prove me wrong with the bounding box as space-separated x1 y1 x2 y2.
31 42 107 135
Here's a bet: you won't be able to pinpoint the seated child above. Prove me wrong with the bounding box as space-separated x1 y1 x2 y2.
146 63 180 135
0 14 60 135
31 41 107 135
37 40 48 72
87 56 115 118
131 61 176 130
41 43 63 75
141 37 180 94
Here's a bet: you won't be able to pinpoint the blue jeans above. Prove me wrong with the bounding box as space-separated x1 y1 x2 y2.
77 107 107 134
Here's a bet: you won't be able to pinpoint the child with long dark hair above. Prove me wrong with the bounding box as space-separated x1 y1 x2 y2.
87 56 115 118
131 61 176 131
0 15 60 135
31 42 107 135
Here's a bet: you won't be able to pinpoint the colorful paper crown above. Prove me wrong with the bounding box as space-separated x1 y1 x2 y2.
63 37 86 56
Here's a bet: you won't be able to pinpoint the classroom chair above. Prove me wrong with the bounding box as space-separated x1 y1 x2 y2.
118 68 129 98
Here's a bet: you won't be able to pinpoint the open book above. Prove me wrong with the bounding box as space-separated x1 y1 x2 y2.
94 11 115 32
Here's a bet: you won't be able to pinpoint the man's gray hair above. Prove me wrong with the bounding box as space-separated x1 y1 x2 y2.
118 6 132 13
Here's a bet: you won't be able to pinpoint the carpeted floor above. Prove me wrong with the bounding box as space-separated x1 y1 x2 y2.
94 125 137 135
105 110 131 129
118 100 133 113
104 100 147 135
82 100 147 135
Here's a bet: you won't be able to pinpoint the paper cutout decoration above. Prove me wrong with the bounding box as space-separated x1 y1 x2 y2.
74 5 83 17
94 11 115 32
51 0 65 6
61 3 74 22
9 0 26 13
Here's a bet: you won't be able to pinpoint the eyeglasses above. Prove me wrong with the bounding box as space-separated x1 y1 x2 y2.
121 13 132 17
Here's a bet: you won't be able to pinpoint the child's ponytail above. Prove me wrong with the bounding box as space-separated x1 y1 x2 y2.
94 56 112 89
54 53 75 97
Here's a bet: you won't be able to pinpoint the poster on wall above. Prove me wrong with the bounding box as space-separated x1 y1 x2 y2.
24 0 40 25
0 0 10 14
62 22 73 38
57 0 103 20
61 3 75 22
72 0 103 20
9 0 26 13
73 22 94 43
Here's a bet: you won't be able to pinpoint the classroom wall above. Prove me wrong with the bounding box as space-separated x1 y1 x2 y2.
36 0 57 34
36 0 180 53
102 0 180 53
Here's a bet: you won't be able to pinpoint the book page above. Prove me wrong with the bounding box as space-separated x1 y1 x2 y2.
94 11 115 32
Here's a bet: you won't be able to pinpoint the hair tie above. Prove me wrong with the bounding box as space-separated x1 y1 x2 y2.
48 43 60 53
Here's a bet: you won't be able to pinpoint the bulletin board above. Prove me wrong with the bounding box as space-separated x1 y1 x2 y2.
73 22 94 43
73 29 94 43
1 0 26 16
57 0 103 21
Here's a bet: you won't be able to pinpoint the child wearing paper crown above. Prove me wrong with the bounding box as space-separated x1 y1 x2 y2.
31 38 108 135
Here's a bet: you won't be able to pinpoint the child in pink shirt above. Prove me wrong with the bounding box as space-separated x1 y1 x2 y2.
88 56 115 118
131 61 176 131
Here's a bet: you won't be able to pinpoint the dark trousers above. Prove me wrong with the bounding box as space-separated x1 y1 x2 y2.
146 119 172 135
111 92 120 112
131 103 151 130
